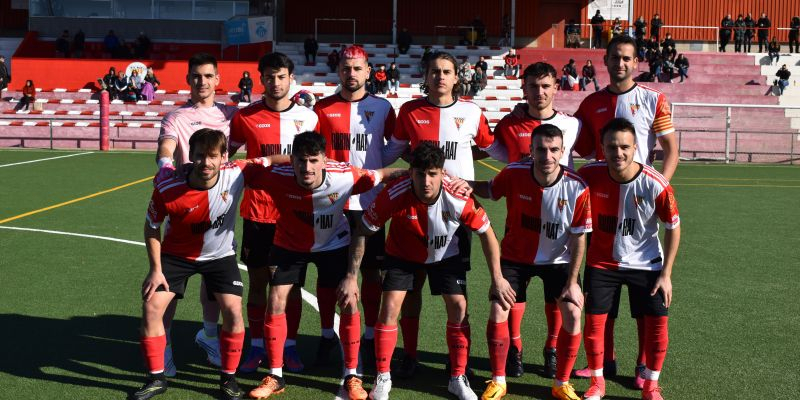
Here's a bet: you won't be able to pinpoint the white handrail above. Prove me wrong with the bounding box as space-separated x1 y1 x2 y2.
672 102 800 109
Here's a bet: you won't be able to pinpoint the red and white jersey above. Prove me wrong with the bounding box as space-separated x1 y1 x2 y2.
159 102 239 166
386 98 494 180
230 101 320 223
488 109 581 167
489 160 592 265
246 161 381 252
573 84 674 165
146 160 248 262
578 162 680 271
363 176 491 264
314 93 396 210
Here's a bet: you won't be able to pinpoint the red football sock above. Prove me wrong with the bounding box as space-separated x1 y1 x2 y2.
286 293 302 341
220 330 245 374
264 313 287 369
247 303 266 341
545 302 562 349
399 316 420 359
584 313 608 371
556 329 581 382
446 322 470 377
486 320 509 377
340 311 362 370
644 315 669 372
140 334 166 374
508 302 526 352
603 316 616 362
636 317 647 365
374 323 398 374
317 285 336 331
361 280 382 328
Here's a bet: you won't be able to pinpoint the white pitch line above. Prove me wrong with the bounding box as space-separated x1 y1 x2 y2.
0 152 94 168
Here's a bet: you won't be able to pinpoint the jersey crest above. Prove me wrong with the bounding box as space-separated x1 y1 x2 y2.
630 103 640 116
453 117 465 130
294 119 304 133
221 190 229 202
364 110 375 123
328 192 340 204
557 198 568 212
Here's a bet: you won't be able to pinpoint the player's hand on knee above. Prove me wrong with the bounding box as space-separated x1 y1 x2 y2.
142 271 169 302
559 282 584 309
337 274 360 309
651 275 672 308
490 277 516 311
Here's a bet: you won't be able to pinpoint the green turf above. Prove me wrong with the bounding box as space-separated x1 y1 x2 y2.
0 150 798 399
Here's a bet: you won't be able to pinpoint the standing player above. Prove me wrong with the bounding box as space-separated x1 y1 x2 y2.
247 132 404 400
155 53 239 374
313 45 396 362
571 35 678 386
467 125 591 400
350 143 515 400
383 51 495 377
483 61 582 379
578 118 680 400
229 52 319 374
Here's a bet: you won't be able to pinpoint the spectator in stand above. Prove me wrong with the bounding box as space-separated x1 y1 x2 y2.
675 54 689 83
73 29 85 58
141 79 155 101
458 61 473 96
662 53 676 82
580 60 599 91
55 30 70 57
650 13 663 42
565 19 581 48
660 33 676 53
560 58 578 90
398 28 412 54
768 37 781 65
734 15 746 53
104 30 120 55
114 69 132 101
135 32 151 58
636 36 648 61
744 13 755 52
790 16 800 53
471 65 487 95
663 44 677 61
757 13 771 52
633 16 647 40
648 50 663 82
374 64 388 94
387 62 400 95
611 18 624 38
19 80 35 111
419 46 432 74
304 35 319 65
144 67 160 90
99 66 117 97
238 71 253 103
0 55 9 94
776 64 791 95
129 69 144 100
326 48 340 73
591 10 605 49
504 48 520 77
476 55 489 77
366 62 376 94
719 14 733 52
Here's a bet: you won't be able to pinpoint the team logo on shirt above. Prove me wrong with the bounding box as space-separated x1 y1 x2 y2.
557 198 568 212
328 192 340 204
441 211 452 221
221 190 229 202
630 104 640 116
453 117 465 130
294 120 305 133
632 195 645 208
364 111 375 123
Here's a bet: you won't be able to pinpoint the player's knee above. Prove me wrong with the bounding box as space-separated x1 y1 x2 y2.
488 301 510 323
444 296 468 324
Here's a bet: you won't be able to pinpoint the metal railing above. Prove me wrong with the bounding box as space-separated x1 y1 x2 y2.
0 116 160 150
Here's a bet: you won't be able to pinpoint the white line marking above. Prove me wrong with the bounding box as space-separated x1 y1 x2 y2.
0 152 94 168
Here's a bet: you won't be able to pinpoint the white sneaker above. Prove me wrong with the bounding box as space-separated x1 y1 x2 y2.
194 329 221 367
369 372 392 400
448 374 478 400
163 344 176 377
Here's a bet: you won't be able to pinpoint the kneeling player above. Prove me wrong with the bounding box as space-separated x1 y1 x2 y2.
468 124 591 400
578 118 680 400
350 143 515 400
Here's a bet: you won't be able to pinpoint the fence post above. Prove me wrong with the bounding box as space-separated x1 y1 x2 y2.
100 90 110 151
49 118 53 150
724 106 731 163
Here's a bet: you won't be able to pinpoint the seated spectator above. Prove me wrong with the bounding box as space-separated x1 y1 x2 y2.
98 67 117 97
768 37 780 65
104 30 120 55
580 60 599 91
303 35 319 65
775 65 791 95
73 29 85 58
140 80 155 101
129 69 144 100
397 28 412 54
660 33 676 53
560 59 578 90
647 36 660 52
134 32 151 58
612 18 624 37
374 65 388 94
366 62 376 94
238 71 253 103
504 48 520 77
471 65 487 95
387 62 400 95
0 55 9 94
636 36 647 61
144 67 160 90
648 50 663 82
662 44 677 61
55 30 70 57
662 53 676 82
19 80 36 111
458 61 473 96
114 70 133 101
675 54 690 83
476 56 489 76
327 48 340 73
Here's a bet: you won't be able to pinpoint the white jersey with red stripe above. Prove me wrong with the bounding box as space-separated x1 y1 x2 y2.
159 101 239 166
578 162 680 271
489 160 592 265
385 98 494 180
314 93 396 210
363 176 491 264
146 160 248 262
246 161 381 252
229 101 320 223
487 110 581 167
574 84 674 165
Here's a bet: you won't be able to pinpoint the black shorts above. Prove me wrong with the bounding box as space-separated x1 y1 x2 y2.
159 254 243 300
382 255 467 296
240 219 276 268
501 260 575 304
346 210 386 270
583 267 668 318
455 224 472 270
269 246 347 289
